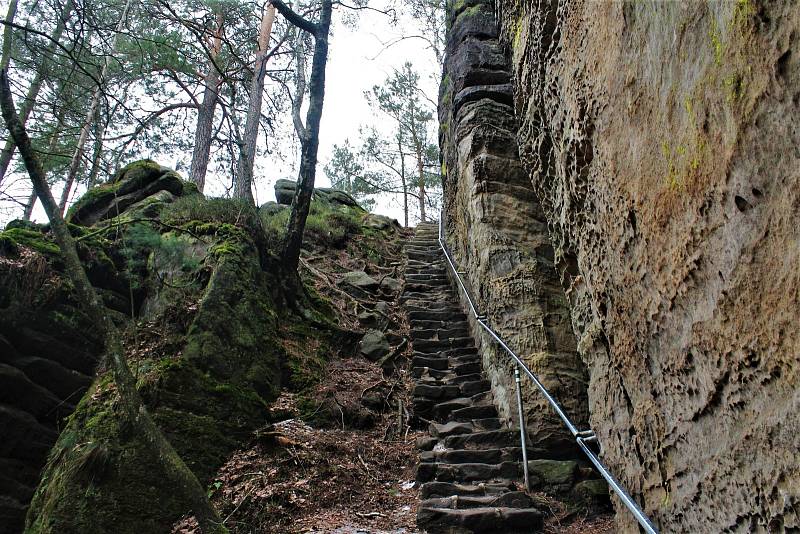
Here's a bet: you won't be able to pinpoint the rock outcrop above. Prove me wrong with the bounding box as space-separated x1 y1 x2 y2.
439 0 589 459
0 162 389 533
439 0 800 531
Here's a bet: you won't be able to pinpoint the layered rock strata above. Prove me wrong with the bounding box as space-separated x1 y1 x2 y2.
439 0 589 460
489 0 799 531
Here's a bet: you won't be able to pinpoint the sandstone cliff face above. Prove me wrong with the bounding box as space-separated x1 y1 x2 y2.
439 0 589 455
491 0 799 531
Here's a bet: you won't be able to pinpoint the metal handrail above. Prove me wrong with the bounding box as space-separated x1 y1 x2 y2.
435 216 658 534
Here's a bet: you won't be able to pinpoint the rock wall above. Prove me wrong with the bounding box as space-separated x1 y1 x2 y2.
439 0 589 456
492 0 800 531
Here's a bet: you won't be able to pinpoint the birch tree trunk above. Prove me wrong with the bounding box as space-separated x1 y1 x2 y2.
0 0 74 187
398 137 408 228
60 0 133 215
0 68 228 534
234 4 275 203
188 8 224 192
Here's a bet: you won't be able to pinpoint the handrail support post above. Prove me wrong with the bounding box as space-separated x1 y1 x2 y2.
514 365 530 491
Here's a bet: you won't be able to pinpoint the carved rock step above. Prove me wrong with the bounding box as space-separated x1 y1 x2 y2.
443 429 522 450
401 292 451 303
405 246 441 254
411 327 470 340
407 252 440 261
420 491 533 510
406 262 444 270
416 506 543 533
411 350 479 363
405 281 450 291
412 368 483 384
405 272 448 280
415 378 490 397
408 310 467 322
413 337 475 352
405 303 464 313
408 319 470 331
426 419 503 438
416 460 520 483
420 447 528 465
412 347 478 360
420 480 516 499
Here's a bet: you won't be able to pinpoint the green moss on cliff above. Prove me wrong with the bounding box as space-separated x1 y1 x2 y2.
0 227 60 255
22 183 386 533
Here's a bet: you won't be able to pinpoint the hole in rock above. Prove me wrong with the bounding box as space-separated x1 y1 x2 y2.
777 49 791 79
627 209 637 233
734 195 752 212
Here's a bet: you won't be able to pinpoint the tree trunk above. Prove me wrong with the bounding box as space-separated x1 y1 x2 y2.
87 118 107 188
0 0 74 188
22 188 35 220
24 90 69 220
189 8 224 192
276 0 332 274
398 138 408 228
416 155 426 223
234 5 275 203
61 0 132 214
0 69 228 534
0 0 18 70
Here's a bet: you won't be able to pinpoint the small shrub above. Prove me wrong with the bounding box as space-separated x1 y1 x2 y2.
163 196 261 233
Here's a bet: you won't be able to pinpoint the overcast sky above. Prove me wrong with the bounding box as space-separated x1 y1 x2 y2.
0 2 441 227
251 4 441 222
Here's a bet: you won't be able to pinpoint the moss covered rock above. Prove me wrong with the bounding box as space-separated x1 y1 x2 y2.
66 160 189 227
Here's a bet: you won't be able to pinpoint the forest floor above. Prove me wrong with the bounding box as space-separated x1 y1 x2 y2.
194 223 420 533
172 220 615 534
207 388 421 533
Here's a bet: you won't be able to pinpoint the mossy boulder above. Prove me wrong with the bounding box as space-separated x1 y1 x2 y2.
527 459 577 487
23 203 300 533
274 179 363 210
66 160 190 226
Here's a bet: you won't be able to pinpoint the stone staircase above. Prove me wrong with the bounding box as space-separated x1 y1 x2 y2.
403 222 545 533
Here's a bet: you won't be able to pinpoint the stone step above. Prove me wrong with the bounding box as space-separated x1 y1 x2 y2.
416 460 520 483
416 506 543 533
450 403 498 421
408 320 469 332
413 336 475 352
420 447 528 465
428 420 476 438
420 491 534 510
411 355 450 371
408 310 465 322
405 247 441 255
405 273 448 280
460 379 491 395
419 480 516 499
405 282 449 291
412 347 478 359
412 369 483 384
444 429 522 450
401 292 451 303
405 303 463 313
414 383 461 401
452 361 482 376
405 260 444 268
407 252 440 261
410 328 470 341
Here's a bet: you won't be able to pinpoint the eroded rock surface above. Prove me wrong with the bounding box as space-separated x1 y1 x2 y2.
492 0 800 531
439 0 589 458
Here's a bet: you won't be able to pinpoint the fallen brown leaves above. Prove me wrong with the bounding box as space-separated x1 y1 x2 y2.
208 413 421 533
